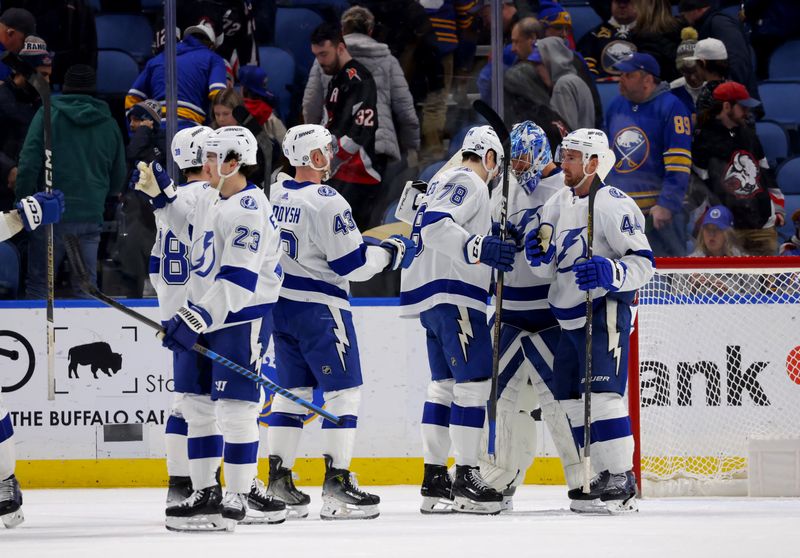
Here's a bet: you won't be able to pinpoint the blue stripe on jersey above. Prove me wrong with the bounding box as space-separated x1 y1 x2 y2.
320 414 358 429
283 273 349 301
503 284 549 302
422 401 450 427
187 301 213 328
224 302 274 324
216 265 258 292
224 441 259 464
421 211 452 227
328 243 368 276
165 414 188 436
267 412 305 428
400 279 489 307
550 299 601 321
281 180 316 190
449 404 485 428
0 412 13 443
627 248 656 266
148 256 160 274
188 434 223 459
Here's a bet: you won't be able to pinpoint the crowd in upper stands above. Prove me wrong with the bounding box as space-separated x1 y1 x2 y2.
0 0 799 300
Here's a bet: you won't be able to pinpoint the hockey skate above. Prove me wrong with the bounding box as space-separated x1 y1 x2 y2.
320 455 380 520
501 486 516 512
165 476 192 507
420 463 454 514
451 465 503 515
266 455 310 519
240 478 288 525
0 474 24 529
600 471 638 514
165 484 232 532
568 470 610 515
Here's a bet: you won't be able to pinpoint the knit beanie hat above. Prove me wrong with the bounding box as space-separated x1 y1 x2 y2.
675 27 698 70
63 64 96 94
19 35 52 69
129 99 161 127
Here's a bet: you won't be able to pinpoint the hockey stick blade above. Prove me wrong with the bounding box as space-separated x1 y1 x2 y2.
62 235 342 425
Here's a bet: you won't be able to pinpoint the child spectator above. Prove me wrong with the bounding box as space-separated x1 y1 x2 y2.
780 210 800 257
690 205 744 257
126 99 164 168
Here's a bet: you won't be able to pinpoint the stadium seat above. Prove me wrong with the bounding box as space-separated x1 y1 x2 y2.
569 6 602 44
0 241 19 298
596 81 620 116
777 157 800 195
756 120 790 168
758 82 800 126
768 40 800 81
419 160 447 183
258 46 295 121
779 194 800 242
96 50 141 96
95 14 154 63
274 7 324 80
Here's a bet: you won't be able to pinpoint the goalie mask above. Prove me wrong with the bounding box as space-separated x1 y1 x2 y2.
202 126 258 180
282 124 338 181
510 121 552 193
461 125 504 182
171 125 213 170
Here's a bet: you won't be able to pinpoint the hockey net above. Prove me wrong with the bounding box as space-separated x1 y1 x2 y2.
629 256 800 496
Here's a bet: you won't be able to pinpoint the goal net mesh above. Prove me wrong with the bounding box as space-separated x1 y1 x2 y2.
634 260 800 496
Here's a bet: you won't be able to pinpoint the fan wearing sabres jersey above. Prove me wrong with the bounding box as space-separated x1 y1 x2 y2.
265 124 414 521
401 126 517 516
525 128 655 514
133 126 285 532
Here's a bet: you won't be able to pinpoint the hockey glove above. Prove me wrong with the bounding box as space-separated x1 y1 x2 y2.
394 179 428 224
16 190 65 231
491 221 524 251
525 228 547 267
573 256 626 292
464 234 515 272
162 305 210 353
131 161 177 208
380 234 416 270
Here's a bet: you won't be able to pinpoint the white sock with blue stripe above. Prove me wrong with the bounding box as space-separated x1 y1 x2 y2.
183 394 223 491
421 380 454 465
0 404 15 479
450 380 490 467
267 387 313 469
564 394 634 475
165 411 189 477
218 399 261 494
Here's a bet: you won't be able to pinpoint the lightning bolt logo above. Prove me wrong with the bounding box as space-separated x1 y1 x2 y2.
606 299 621 376
329 306 350 370
556 227 587 271
456 307 473 362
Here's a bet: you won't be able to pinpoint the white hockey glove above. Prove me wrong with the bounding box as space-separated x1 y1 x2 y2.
380 235 416 271
394 179 428 224
131 161 177 208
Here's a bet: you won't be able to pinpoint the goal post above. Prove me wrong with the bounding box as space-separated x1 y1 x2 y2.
629 256 800 497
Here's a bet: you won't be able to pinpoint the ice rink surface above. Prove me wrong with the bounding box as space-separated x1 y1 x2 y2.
3 485 799 558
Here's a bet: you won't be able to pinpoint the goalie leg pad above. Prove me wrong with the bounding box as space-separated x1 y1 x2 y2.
217 399 261 494
421 379 454 465
450 380 490 467
182 394 223 491
321 387 360 470
267 387 313 470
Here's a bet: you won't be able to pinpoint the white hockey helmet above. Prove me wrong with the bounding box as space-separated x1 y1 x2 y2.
461 125 505 179
555 128 616 180
282 124 338 173
171 125 213 170
202 125 258 173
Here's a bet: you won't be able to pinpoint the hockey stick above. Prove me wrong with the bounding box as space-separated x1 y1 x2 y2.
472 100 511 457
1 51 56 400
62 235 343 426
582 176 600 493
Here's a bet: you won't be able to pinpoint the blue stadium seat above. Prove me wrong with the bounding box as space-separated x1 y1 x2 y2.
141 0 164 10
95 14 154 63
755 120 790 168
758 82 800 126
419 160 447 183
274 7 324 80
96 50 140 96
596 81 620 117
569 6 602 44
768 40 800 81
0 241 19 298
777 157 800 195
258 46 295 121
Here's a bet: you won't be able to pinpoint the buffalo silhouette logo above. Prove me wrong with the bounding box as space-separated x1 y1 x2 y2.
68 342 123 379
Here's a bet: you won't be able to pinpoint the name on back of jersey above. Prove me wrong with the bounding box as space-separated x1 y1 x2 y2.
273 204 302 225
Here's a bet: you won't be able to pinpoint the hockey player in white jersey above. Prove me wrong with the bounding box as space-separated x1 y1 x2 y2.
148 125 212 512
401 125 517 515
0 189 64 529
524 128 654 514
265 124 414 520
133 126 286 531
478 122 583 510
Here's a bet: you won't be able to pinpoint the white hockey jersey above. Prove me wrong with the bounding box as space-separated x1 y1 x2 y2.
149 180 207 323
0 210 22 242
160 182 283 331
533 182 655 330
269 178 389 309
400 166 493 318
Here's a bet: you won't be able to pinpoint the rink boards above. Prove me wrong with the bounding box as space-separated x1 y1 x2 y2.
0 299 565 488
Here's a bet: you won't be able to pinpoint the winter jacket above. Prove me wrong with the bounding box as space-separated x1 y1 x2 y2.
303 33 420 162
16 94 126 224
537 37 595 130
0 79 40 210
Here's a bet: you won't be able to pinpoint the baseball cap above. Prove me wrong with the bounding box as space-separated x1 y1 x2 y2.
538 1 572 27
713 81 761 108
184 21 221 48
19 35 52 68
613 52 660 78
702 205 734 230
685 38 727 61
0 8 36 37
238 65 269 98
129 99 161 125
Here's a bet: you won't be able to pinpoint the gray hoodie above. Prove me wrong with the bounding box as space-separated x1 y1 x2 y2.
302 33 420 162
537 37 595 130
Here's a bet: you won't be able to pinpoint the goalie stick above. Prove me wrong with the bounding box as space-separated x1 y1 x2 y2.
472 100 511 457
62 234 343 426
1 51 56 401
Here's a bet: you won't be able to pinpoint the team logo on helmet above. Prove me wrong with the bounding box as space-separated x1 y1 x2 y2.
613 126 649 173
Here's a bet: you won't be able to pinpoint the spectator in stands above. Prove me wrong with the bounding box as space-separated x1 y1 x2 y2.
692 82 784 256
304 7 419 176
686 38 730 121
16 64 125 298
529 37 594 130
779 209 800 256
126 22 227 129
744 0 800 80
690 205 744 257
308 23 381 229
0 8 35 82
576 0 637 81
0 35 51 213
679 0 759 105
478 16 541 106
630 0 681 83
670 27 702 122
538 1 575 49
607 53 692 256
126 100 164 169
